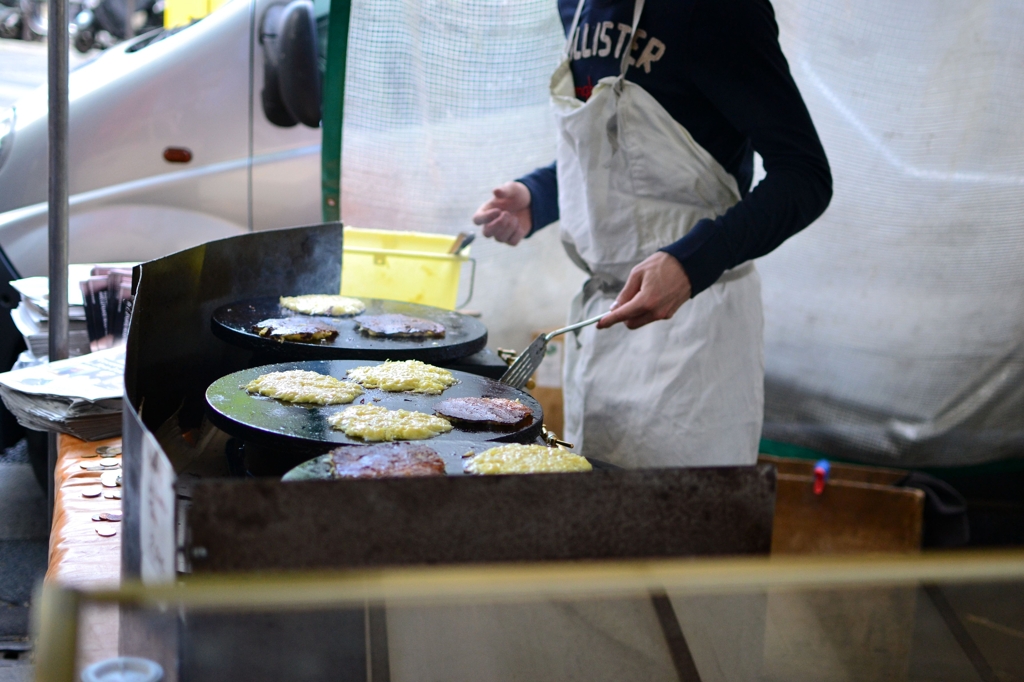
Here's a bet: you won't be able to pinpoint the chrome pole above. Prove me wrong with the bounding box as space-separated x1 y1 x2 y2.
48 0 70 363
48 0 70 520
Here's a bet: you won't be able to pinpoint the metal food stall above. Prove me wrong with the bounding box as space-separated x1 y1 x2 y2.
110 221 776 679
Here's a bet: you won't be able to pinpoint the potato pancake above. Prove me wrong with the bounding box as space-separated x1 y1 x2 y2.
329 443 446 478
252 317 338 343
245 370 363 405
355 314 446 338
346 360 457 395
328 404 452 441
434 397 532 426
465 444 592 475
279 295 366 316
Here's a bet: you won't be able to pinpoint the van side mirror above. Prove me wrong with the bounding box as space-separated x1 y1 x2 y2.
260 0 321 128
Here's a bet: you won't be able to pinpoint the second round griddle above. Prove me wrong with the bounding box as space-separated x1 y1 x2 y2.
281 444 619 482
206 360 543 451
211 296 488 362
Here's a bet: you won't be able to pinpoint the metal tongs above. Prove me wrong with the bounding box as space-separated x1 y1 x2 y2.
499 314 606 389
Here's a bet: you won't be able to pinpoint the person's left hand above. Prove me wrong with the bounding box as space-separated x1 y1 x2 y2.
596 252 692 330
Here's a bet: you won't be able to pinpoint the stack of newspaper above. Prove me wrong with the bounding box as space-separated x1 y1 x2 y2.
0 346 124 441
10 274 91 357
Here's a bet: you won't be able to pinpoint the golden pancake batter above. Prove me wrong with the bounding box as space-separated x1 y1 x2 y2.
465 444 592 474
347 360 457 395
279 295 366 316
245 370 363 405
329 404 453 441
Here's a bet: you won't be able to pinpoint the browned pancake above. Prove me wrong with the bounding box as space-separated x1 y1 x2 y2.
252 317 339 343
355 314 446 338
329 443 446 478
433 397 532 426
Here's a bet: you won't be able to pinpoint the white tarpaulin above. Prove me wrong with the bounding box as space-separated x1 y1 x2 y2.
759 0 1024 466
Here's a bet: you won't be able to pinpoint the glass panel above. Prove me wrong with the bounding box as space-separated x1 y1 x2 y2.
47 555 1024 682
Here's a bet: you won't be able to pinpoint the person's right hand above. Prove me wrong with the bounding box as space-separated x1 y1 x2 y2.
472 181 532 246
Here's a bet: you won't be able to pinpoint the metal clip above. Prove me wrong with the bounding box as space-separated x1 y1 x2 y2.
542 425 575 450
496 348 519 366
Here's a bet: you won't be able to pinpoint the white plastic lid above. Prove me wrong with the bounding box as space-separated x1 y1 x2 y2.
81 656 163 682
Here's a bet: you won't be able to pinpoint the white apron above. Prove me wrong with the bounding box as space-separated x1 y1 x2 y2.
556 0 764 468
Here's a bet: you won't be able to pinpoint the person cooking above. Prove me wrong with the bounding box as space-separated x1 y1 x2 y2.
473 0 831 468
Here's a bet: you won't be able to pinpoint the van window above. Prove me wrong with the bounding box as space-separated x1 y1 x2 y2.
125 22 191 52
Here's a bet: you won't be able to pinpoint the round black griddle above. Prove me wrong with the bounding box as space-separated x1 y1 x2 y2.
211 296 488 363
206 360 544 455
281 444 618 482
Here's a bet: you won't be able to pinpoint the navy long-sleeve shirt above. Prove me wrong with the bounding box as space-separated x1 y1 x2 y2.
518 0 832 296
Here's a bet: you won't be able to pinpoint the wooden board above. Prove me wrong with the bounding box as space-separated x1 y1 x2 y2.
529 386 564 438
759 454 906 487
771 473 924 554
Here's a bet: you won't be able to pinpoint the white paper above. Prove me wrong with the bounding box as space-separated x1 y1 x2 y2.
0 346 124 401
140 429 177 585
10 303 42 338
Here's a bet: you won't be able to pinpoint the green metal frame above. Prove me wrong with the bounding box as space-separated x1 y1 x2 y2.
320 0 352 222
759 438 1024 477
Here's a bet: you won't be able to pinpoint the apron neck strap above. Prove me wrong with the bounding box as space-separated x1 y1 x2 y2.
564 0 647 73
618 0 646 75
564 0 587 59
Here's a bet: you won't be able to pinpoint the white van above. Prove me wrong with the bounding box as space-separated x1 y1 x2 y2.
0 0 325 279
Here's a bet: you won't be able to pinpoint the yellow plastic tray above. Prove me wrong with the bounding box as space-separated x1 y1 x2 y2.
340 226 474 310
